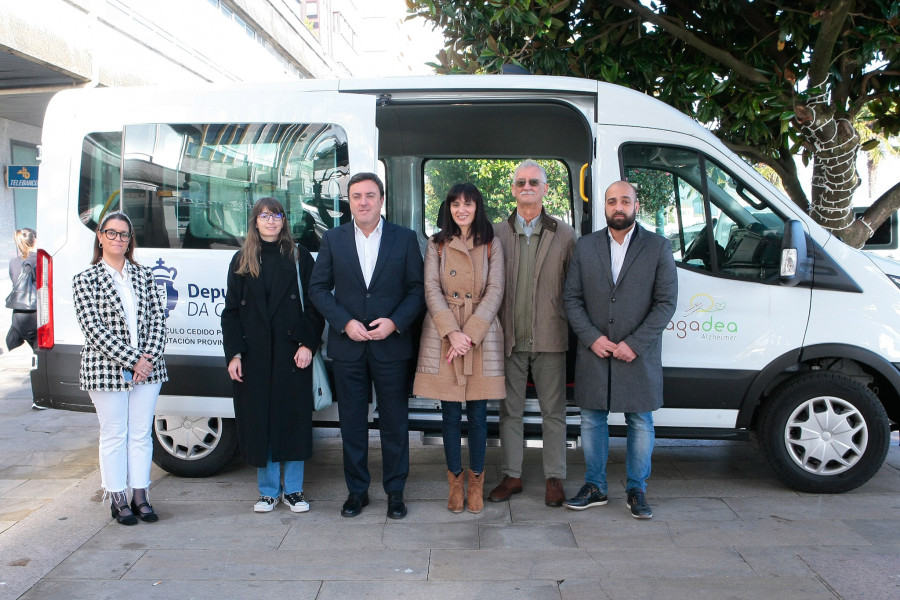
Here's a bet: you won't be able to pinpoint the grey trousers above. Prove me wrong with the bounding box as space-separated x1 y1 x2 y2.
499 350 567 479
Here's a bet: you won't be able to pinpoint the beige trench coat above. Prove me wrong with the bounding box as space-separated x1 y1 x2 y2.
413 235 505 402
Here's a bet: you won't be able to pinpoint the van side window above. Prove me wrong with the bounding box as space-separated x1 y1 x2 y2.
78 123 350 253
423 159 572 235
78 132 122 230
622 144 785 282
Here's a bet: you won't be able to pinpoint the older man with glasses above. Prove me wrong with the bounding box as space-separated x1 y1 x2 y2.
488 159 576 507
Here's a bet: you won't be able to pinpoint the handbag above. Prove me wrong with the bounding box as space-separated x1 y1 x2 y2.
296 249 333 411
6 261 37 311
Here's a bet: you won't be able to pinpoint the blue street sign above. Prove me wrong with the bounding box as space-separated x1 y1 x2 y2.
8 165 39 188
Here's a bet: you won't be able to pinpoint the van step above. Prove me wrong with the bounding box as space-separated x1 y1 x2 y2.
420 432 577 449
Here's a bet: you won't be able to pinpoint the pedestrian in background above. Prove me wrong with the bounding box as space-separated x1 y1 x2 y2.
72 211 168 525
414 183 505 514
222 198 325 514
6 228 38 352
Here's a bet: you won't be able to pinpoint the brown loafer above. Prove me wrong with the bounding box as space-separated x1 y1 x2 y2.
487 475 523 502
545 477 565 507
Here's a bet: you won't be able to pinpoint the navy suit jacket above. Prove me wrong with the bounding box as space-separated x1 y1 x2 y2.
309 219 425 363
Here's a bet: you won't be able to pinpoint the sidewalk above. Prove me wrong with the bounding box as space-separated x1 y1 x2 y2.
1 343 899 599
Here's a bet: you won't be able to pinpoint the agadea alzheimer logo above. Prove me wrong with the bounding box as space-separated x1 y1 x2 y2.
666 293 738 341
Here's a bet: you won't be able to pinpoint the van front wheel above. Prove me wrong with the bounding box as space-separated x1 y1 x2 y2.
152 416 238 477
759 372 890 493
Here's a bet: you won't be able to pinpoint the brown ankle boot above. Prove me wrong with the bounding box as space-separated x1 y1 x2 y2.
467 470 485 514
447 470 465 513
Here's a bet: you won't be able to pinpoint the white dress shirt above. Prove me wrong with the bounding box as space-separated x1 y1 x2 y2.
354 217 383 287
609 225 636 284
101 260 139 347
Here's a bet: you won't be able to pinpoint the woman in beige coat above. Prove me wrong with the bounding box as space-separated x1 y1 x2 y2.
414 183 505 514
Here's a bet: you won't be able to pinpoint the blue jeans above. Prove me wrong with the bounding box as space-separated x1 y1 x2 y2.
442 400 487 475
258 451 304 498
580 408 654 494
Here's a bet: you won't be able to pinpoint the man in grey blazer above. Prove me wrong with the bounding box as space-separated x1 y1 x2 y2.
562 180 677 519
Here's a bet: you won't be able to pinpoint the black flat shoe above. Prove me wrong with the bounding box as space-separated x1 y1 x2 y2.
130 498 159 523
341 491 369 517
387 491 407 520
111 502 137 526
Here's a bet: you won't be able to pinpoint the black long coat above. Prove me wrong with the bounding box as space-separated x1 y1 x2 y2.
221 245 325 467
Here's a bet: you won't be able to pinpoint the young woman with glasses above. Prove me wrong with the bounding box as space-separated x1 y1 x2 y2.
72 211 168 525
221 197 325 513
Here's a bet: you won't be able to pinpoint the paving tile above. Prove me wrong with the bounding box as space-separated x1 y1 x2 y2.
0 496 50 521
21 578 322 598
589 546 755 578
842 518 900 545
0 478 26 495
44 548 146 579
725 493 900 521
382 522 479 550
571 520 676 549
560 576 834 600
479 522 577 549
429 548 603 580
0 464 98 480
668 516 870 547
318 580 562 600
799 548 900 600
121 548 429 581
1 478 82 499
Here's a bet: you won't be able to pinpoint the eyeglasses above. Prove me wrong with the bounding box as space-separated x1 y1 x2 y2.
514 178 545 188
100 229 132 241
257 212 284 222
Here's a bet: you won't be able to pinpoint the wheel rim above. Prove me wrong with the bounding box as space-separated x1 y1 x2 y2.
154 416 223 461
783 395 868 475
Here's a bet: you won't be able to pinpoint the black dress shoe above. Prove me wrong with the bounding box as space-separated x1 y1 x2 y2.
341 491 369 517
110 502 137 526
387 491 407 519
130 498 159 523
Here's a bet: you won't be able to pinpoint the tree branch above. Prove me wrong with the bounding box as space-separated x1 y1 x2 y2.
839 180 900 248
608 0 770 84
807 0 854 87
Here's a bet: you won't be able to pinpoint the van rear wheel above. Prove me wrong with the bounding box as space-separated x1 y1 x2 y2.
152 416 238 477
759 372 890 493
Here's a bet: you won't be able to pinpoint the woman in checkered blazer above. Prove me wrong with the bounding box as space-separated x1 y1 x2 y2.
72 211 168 526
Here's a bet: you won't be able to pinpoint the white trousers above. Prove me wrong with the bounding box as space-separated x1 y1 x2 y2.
89 383 161 493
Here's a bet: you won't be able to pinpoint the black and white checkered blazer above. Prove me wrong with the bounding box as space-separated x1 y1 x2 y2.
72 261 169 391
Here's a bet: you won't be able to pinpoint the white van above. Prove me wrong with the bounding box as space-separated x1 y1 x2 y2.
32 75 900 493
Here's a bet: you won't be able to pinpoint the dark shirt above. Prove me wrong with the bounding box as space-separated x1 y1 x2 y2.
259 240 279 300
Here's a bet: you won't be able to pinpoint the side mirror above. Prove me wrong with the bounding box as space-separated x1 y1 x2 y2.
779 220 808 286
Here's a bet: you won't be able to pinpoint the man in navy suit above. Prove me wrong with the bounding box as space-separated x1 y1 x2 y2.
309 172 424 519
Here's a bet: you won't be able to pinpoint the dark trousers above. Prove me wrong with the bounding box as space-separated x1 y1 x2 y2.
6 310 36 351
333 352 409 494
442 400 487 475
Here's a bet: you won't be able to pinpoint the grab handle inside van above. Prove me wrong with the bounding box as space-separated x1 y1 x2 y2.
779 220 807 286
579 163 590 203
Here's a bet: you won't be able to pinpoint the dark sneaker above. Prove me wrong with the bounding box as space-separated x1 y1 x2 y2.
253 495 277 513
563 483 608 510
283 491 310 513
626 488 652 519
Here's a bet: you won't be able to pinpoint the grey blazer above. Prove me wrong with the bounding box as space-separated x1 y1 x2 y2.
72 261 168 391
563 224 677 412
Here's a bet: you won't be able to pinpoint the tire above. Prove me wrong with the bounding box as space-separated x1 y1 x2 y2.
758 372 890 493
152 415 239 477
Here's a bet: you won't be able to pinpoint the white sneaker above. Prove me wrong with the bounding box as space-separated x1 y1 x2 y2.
283 491 310 513
253 495 277 512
